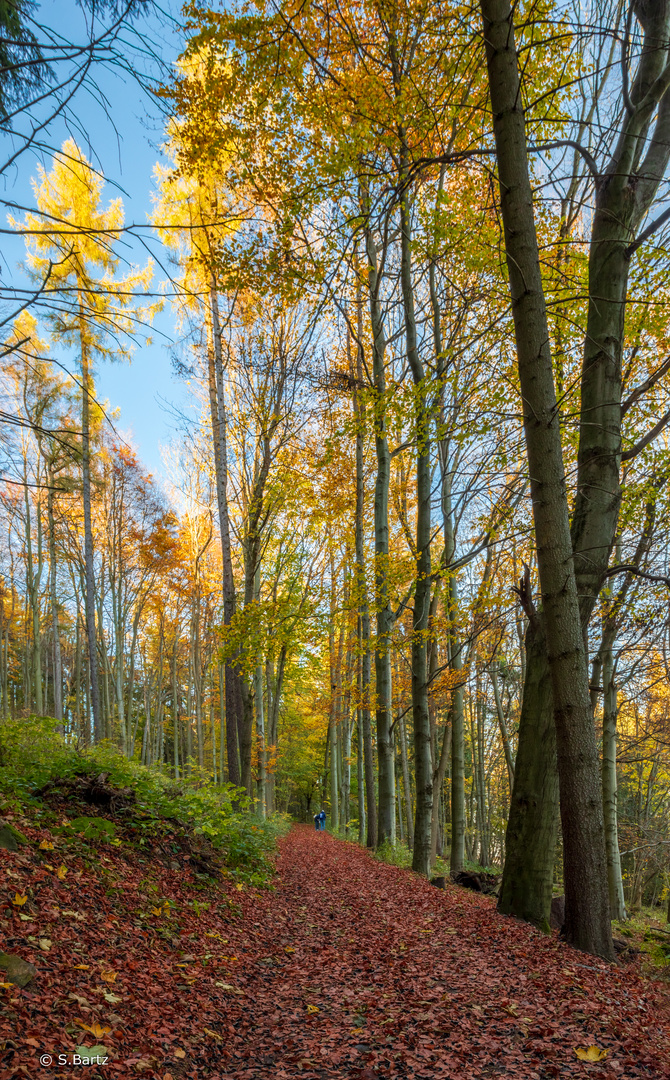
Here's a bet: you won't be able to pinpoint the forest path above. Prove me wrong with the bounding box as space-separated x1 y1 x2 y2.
223 826 670 1079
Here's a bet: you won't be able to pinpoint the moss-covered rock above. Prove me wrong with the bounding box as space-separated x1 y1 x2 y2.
0 823 28 851
0 953 37 987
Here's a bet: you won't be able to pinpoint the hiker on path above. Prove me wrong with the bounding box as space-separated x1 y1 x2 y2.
313 813 320 831
319 809 326 831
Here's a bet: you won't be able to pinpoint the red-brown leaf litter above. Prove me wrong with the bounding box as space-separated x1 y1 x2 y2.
1 823 669 1079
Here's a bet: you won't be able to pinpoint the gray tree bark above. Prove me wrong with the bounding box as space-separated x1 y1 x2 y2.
80 334 102 742
353 302 378 849
500 0 670 934
207 281 243 787
397 173 433 877
364 222 395 846
480 0 613 958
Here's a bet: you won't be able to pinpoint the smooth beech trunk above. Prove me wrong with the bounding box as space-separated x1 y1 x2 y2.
398 174 432 877
353 307 377 848
364 222 395 846
500 0 670 934
80 335 102 742
207 281 242 787
46 464 62 723
601 632 627 921
399 713 413 849
448 579 465 873
498 625 558 927
480 0 613 958
490 664 514 793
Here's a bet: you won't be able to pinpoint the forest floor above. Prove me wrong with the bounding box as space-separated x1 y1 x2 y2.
1 822 670 1080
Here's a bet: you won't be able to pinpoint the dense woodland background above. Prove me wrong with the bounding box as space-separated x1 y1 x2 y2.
1 0 670 961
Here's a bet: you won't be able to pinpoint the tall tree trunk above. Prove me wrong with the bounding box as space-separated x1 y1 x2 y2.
449 620 466 874
440 434 465 873
172 637 180 780
498 625 558 926
397 175 432 876
23 460 43 715
363 227 395 846
74 611 82 738
207 281 242 787
352 297 379 848
399 713 413 849
601 629 627 921
80 335 102 742
480 0 613 958
46 474 62 723
490 664 514 793
357 701 366 845
431 718 451 864
328 560 340 830
193 595 204 770
498 0 670 937
254 563 266 817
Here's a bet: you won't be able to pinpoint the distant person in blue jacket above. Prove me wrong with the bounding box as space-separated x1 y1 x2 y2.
319 809 326 831
313 812 320 831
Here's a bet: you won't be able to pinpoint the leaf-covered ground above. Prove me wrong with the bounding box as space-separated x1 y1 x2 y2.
1 823 670 1079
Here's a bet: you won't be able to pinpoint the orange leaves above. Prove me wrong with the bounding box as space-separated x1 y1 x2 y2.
574 1045 608 1062
77 1021 112 1039
11 893 27 906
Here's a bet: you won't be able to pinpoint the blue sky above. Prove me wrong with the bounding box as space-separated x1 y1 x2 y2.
3 0 195 481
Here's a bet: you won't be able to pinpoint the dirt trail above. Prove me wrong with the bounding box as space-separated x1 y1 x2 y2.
2 823 669 1079
223 826 670 1079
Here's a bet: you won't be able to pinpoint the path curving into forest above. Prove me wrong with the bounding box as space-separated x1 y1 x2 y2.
2 821 669 1079
222 826 670 1079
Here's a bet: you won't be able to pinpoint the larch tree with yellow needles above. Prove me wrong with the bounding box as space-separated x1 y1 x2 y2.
13 140 154 742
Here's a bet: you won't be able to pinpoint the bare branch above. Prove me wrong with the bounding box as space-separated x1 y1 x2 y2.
621 409 670 461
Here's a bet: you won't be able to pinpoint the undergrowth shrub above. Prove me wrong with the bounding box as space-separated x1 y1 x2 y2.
0 715 290 883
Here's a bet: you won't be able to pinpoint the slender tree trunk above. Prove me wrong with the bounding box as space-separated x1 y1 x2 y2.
46 472 63 724
490 664 514 793
172 638 180 780
480 0 613 959
126 612 141 757
23 463 43 715
207 281 242 787
218 662 225 785
601 631 627 921
399 713 413 849
357 700 366 845
254 563 266 817
441 442 466 873
352 292 378 848
362 232 394 846
193 596 204 770
80 334 102 742
74 612 82 738
449 579 466 873
396 169 432 876
328 563 340 830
